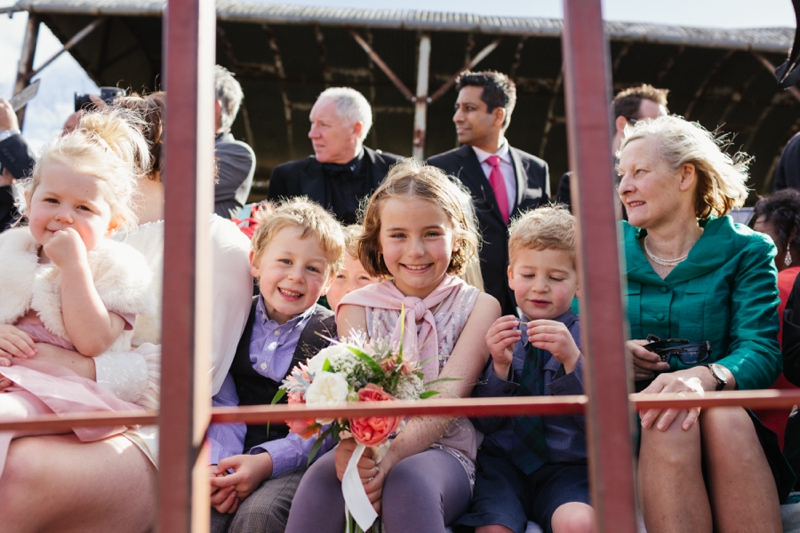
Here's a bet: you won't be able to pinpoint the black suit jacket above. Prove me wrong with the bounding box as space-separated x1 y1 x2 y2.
427 144 550 315
267 146 400 223
775 132 800 192
0 134 35 232
783 274 800 386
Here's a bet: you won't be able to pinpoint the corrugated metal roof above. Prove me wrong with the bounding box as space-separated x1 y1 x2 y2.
12 0 795 53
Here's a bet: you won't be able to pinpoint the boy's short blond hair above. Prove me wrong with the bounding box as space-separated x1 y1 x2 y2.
508 205 576 266
251 198 345 275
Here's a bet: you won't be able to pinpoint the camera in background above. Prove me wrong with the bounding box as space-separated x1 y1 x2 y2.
74 87 126 112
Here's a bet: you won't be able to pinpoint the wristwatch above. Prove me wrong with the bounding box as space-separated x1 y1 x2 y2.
705 363 728 391
0 129 20 142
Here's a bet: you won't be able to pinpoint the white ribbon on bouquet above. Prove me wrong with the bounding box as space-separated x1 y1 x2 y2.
342 440 392 531
342 443 378 530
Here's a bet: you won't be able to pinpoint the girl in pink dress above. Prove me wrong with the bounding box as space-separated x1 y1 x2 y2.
0 109 156 477
285 159 502 533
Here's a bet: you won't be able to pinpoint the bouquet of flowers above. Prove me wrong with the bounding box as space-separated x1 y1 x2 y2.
276 323 444 532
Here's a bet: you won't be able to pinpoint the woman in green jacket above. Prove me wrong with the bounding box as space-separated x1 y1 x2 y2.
618 116 792 533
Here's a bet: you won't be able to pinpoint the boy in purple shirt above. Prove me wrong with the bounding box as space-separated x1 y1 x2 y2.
456 206 595 533
208 199 345 533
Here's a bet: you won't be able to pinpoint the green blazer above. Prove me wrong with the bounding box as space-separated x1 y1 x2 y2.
623 216 781 391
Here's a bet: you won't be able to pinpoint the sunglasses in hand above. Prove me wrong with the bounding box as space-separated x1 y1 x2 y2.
643 334 711 365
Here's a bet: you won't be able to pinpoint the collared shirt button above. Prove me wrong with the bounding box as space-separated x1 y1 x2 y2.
260 362 267 370
660 287 668 293
656 313 665 321
274 330 281 336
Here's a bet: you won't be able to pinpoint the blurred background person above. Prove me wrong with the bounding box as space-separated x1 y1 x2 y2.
752 188 800 447
555 84 669 211
214 65 256 219
0 98 35 232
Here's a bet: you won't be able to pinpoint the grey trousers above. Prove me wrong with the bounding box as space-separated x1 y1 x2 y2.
211 466 306 533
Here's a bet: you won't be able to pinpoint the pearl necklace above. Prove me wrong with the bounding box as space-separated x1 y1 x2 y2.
643 237 688 267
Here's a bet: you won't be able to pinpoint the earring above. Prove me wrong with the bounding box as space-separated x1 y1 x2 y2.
786 246 793 267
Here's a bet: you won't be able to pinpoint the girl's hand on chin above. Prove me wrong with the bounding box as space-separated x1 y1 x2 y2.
43 228 87 267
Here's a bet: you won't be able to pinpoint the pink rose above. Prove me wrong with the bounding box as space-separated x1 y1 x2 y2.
286 390 318 439
350 384 401 446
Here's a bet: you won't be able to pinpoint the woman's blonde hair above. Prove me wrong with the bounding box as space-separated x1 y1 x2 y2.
24 108 150 235
115 92 166 180
619 115 750 218
358 159 479 277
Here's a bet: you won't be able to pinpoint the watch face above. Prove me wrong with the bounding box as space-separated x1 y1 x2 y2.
709 364 726 389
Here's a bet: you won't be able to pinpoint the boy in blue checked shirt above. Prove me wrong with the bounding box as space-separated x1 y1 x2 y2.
456 206 595 533
207 199 344 533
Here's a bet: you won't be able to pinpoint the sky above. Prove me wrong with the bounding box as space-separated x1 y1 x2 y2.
0 0 796 152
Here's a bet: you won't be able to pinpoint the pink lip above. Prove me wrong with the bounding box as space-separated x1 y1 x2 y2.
528 299 550 307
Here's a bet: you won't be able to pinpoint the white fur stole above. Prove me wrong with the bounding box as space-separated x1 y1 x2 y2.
0 227 157 352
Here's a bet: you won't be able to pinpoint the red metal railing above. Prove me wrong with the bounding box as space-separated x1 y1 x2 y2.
6 390 800 434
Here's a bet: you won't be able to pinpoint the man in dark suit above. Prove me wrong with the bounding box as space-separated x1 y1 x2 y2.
214 66 256 219
428 71 550 316
0 98 35 232
268 87 399 224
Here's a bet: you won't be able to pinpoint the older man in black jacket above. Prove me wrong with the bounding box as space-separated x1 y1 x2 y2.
268 87 399 224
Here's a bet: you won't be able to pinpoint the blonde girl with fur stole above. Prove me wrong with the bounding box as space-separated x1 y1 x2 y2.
0 109 156 478
285 160 501 533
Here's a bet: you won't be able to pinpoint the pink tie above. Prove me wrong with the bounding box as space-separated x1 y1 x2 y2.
486 155 509 224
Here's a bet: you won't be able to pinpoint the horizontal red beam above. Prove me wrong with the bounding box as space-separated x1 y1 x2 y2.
3 389 800 432
0 410 159 431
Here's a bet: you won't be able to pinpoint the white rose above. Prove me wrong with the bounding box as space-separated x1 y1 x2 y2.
305 371 350 424
308 343 345 375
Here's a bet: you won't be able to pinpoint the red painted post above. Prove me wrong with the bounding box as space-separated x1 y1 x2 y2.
561 1 638 532
158 0 216 530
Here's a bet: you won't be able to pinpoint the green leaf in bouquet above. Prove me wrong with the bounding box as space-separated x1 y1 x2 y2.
419 390 440 399
398 304 406 356
266 388 288 435
423 377 461 387
308 425 332 465
417 355 436 365
344 344 371 359
348 346 384 375
270 388 287 405
322 358 332 372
